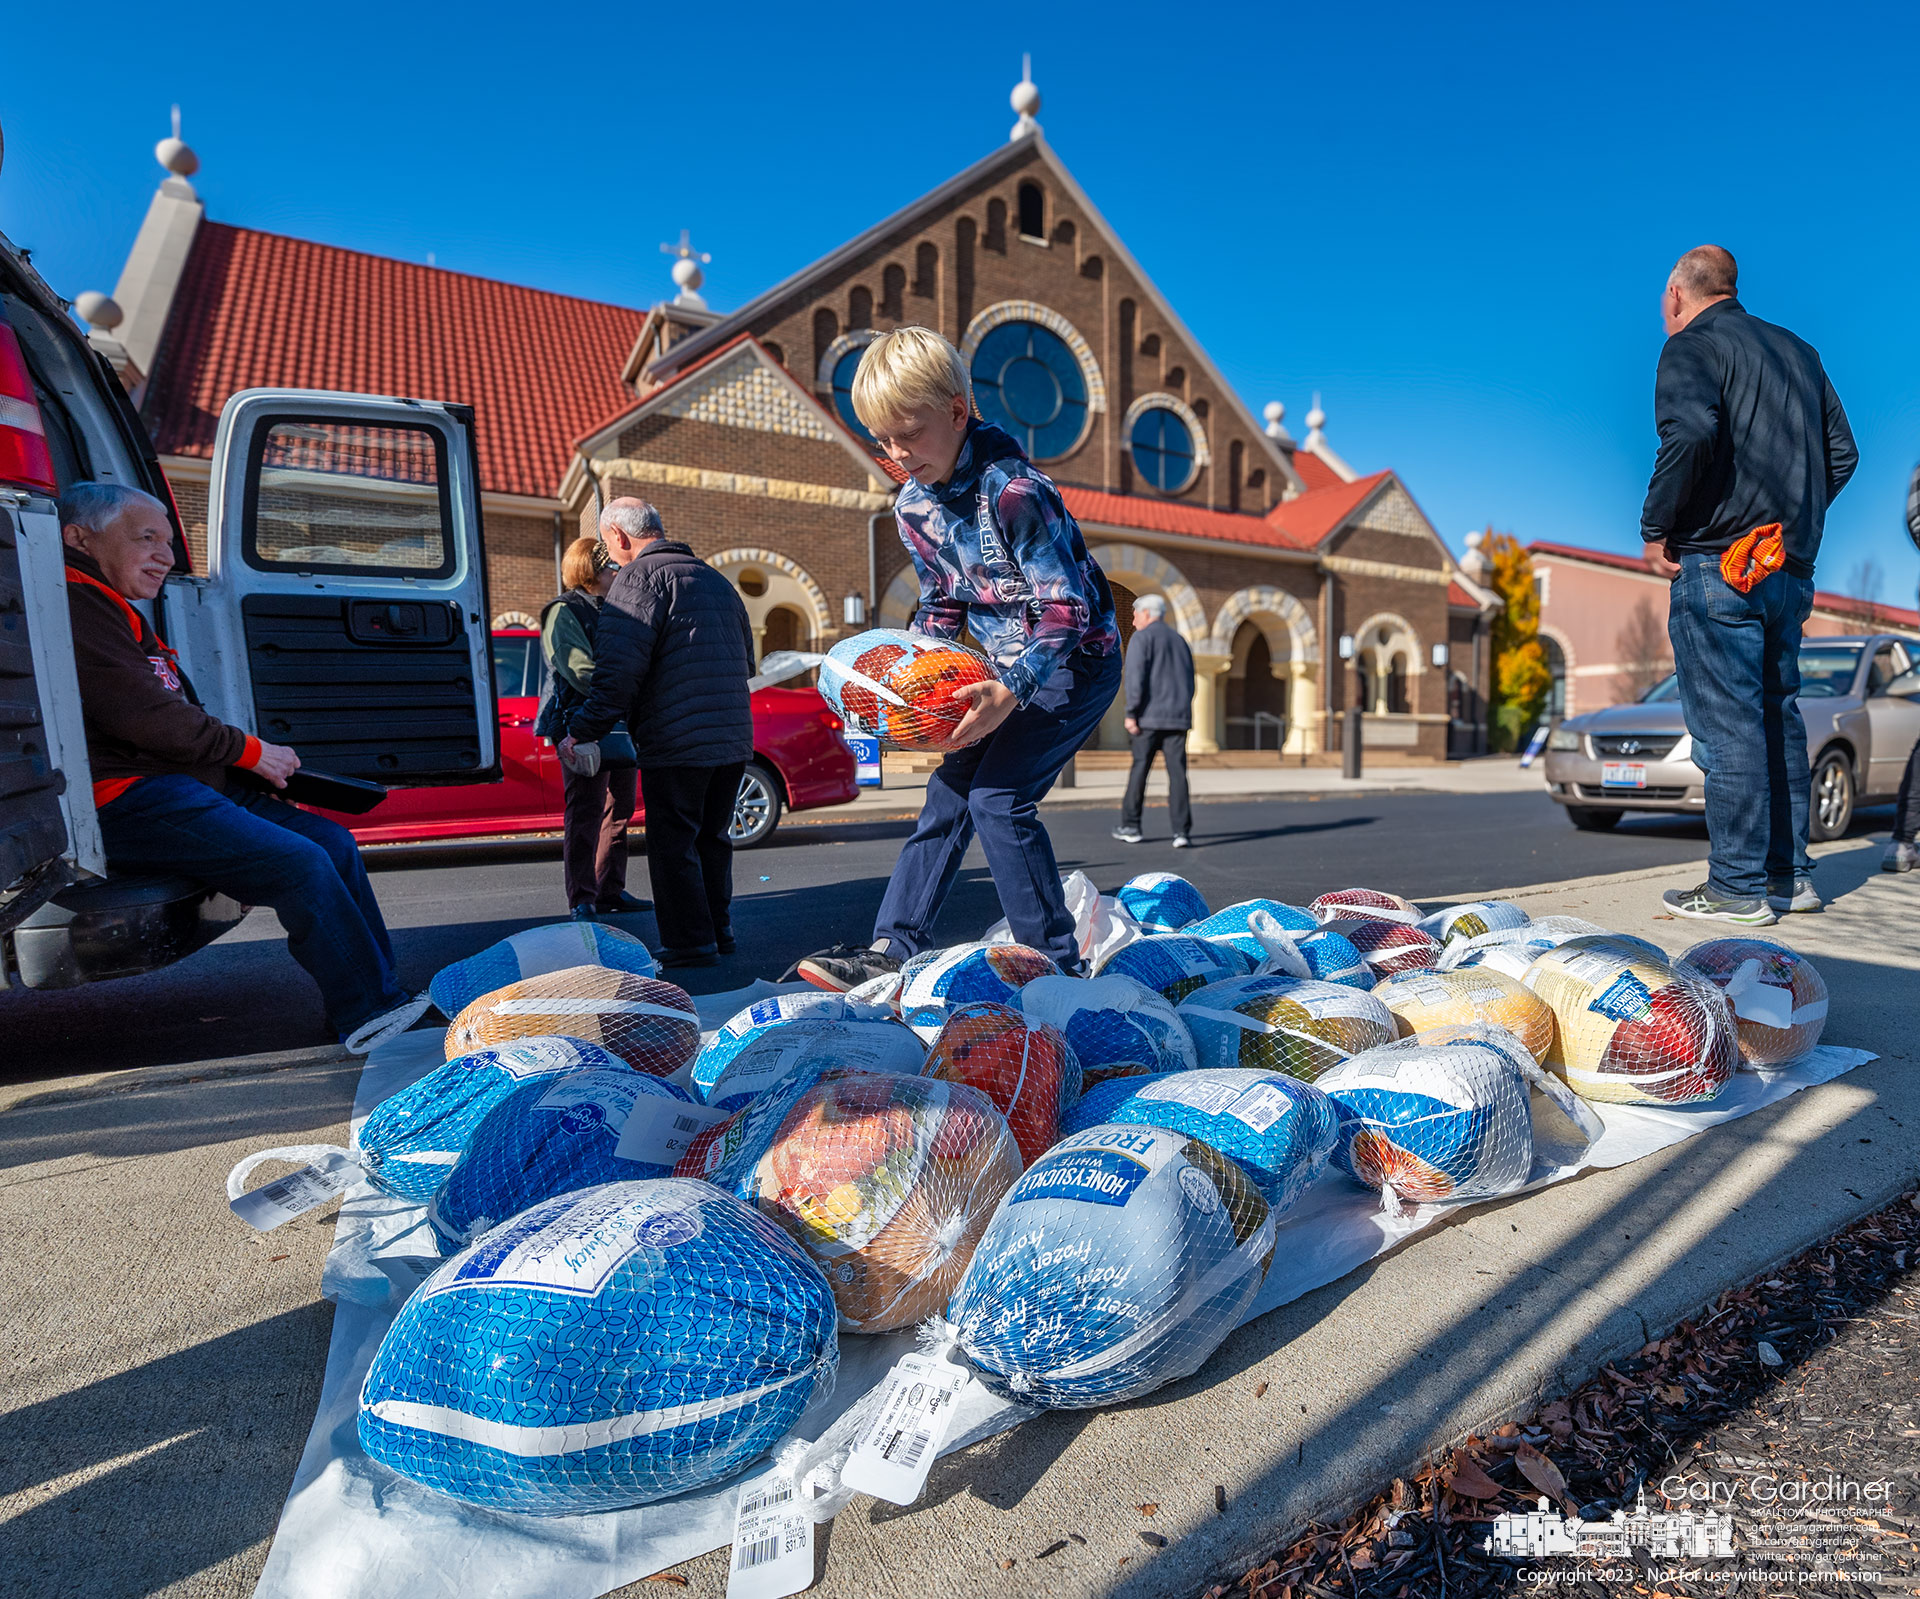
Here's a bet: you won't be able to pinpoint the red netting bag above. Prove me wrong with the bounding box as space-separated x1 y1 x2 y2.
1675 937 1829 1067
817 628 998 752
1309 887 1420 925
919 1000 1082 1166
444 965 701 1079
1320 918 1444 981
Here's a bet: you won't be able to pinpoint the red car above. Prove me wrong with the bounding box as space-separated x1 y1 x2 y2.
320 628 857 847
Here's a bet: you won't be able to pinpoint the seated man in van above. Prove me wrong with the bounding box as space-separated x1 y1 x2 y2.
60 482 417 1050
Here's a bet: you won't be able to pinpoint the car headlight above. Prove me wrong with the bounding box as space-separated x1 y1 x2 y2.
1668 733 1693 765
1547 727 1581 752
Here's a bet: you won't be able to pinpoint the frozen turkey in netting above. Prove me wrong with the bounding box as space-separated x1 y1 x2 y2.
1012 971 1198 1090
1061 1068 1337 1217
1371 967 1556 1062
1186 899 1318 961
428 922 659 1019
1318 917 1444 981
1415 900 1530 951
918 1001 1081 1166
983 869 1143 968
1095 932 1249 1005
1220 908 1374 991
675 1063 855 1194
426 1068 692 1250
814 628 999 752
356 1035 630 1202
1440 916 1665 980
358 1179 838 1514
749 1071 1022 1332
443 966 700 1078
1319 1031 1538 1206
1675 937 1829 1067
1177 974 1398 1083
1308 887 1420 925
1526 943 1737 1105
690 993 925 1110
898 941 1060 1036
1115 871 1210 932
948 1123 1275 1409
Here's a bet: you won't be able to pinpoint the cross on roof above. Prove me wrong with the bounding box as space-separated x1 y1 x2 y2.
660 230 711 265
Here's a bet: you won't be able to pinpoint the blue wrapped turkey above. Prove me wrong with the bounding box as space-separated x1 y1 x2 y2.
1012 972 1197 1089
360 1180 838 1514
1114 871 1210 932
949 1124 1275 1409
691 994 925 1110
426 1068 692 1250
897 941 1060 1035
1186 899 1318 961
1177 975 1397 1083
356 1036 629 1202
1095 933 1248 1005
1061 1068 1337 1217
427 922 659 1019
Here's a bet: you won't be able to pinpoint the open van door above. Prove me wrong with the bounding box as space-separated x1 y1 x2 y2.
171 389 498 786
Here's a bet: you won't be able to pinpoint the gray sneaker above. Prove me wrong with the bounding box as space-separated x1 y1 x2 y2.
1111 825 1144 844
1765 875 1823 913
1884 840 1919 873
1662 883 1777 925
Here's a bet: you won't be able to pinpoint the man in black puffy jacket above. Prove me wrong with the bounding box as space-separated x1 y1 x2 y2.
563 499 754 967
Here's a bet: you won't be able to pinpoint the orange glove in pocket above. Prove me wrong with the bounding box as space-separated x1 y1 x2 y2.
1720 524 1785 593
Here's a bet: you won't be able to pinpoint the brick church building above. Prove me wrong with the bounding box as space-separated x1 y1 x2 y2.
83 78 1498 760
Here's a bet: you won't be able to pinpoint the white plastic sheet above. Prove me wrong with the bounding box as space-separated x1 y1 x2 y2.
254 1012 1874 1599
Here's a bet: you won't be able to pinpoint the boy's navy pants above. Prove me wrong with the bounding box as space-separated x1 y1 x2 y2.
873 648 1121 973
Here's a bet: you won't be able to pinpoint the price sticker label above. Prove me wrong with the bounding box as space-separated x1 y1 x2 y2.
230 1152 363 1232
612 1096 732 1168
725 1470 814 1599
839 1351 969 1506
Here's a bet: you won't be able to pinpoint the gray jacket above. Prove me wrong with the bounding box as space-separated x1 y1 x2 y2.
1124 619 1194 731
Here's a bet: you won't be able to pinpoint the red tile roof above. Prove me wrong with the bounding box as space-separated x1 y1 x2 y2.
1263 471 1391 550
1059 486 1314 551
146 222 647 499
1289 449 1345 491
1448 580 1475 607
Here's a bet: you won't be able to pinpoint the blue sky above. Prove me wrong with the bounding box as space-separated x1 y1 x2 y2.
5 0 1918 606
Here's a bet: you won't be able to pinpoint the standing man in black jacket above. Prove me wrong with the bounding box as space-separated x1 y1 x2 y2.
1641 246 1858 924
562 499 755 967
1113 594 1197 848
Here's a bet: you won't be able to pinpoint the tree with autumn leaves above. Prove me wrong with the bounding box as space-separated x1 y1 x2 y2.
1481 531 1551 751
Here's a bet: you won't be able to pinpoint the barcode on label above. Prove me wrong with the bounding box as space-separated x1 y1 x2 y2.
736 1536 780 1571
896 1429 931 1471
673 1115 701 1133
739 1484 794 1517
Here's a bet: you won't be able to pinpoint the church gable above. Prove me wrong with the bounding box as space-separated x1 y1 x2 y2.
650 344 848 445
1323 479 1453 573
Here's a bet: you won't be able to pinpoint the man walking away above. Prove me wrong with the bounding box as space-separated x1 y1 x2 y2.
1112 594 1196 848
1886 465 1920 874
562 499 754 968
1640 246 1857 925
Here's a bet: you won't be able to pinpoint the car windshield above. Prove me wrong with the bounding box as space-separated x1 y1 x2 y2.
1640 644 1863 705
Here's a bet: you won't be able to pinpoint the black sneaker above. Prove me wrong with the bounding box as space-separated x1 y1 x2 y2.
1765 876 1822 914
1662 883 1777 926
783 943 901 992
658 944 720 969
596 892 653 915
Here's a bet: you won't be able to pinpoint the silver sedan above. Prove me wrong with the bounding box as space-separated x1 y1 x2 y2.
1541 634 1920 840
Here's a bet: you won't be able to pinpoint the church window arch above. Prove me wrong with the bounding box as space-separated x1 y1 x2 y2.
812 308 839 380
960 302 1108 459
1017 181 1045 240
848 285 872 330
881 264 905 321
913 242 938 299
1122 392 1210 493
1080 253 1103 280
985 197 1007 253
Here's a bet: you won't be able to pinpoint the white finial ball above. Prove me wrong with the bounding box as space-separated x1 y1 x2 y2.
75 292 123 331
1305 403 1326 431
1464 530 1484 549
1263 400 1285 425
1011 78 1041 117
155 136 199 177
671 257 704 293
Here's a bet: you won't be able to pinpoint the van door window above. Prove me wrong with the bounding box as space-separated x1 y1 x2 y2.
245 418 453 577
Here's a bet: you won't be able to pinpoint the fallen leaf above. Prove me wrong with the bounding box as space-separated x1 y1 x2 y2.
267 1254 289 1263
1000 1558 1015 1570
642 1576 687 1587
1139 1530 1168 1548
1138 1502 1158 1516
1256 1381 1269 1398
1515 1443 1571 1508
1036 1540 1068 1560
1068 1534 1086 1545
1215 1483 1228 1514
1447 1452 1502 1499
1660 1385 1687 1404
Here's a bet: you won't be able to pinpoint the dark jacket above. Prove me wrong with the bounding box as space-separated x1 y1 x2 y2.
569 540 754 767
1639 298 1857 577
1124 618 1194 731
64 549 256 802
535 588 601 741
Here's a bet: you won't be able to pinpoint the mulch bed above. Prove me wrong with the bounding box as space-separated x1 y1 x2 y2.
1203 1188 1920 1599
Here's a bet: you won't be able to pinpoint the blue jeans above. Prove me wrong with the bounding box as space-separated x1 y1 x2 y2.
1666 554 1816 898
873 648 1122 972
97 775 409 1037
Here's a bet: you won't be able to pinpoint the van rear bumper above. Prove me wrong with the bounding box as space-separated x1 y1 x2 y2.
7 875 247 989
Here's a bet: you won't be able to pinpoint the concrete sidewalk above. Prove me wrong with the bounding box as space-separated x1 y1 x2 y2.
807 755 1546 822
1 844 1912 1599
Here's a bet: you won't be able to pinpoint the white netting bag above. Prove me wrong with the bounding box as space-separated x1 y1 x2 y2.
1526 943 1738 1105
747 1072 1022 1332
443 966 700 1078
358 1179 839 1513
946 1123 1275 1409
1675 937 1829 1067
919 1001 1081 1166
1415 900 1530 953
1371 967 1557 1062
690 993 925 1109
898 942 1061 1037
1012 972 1198 1089
1095 932 1249 1005
814 628 999 752
427 922 659 1019
982 869 1143 969
1440 916 1665 978
1176 974 1397 1083
1115 871 1211 931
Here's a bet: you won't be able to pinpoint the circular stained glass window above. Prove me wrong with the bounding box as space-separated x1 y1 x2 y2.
970 321 1089 459
831 346 876 444
1130 406 1196 492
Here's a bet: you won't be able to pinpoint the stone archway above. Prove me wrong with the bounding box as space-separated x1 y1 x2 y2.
707 547 833 663
1209 585 1320 754
878 565 921 629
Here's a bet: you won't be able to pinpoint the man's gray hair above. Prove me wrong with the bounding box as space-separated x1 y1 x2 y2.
601 500 665 541
59 481 165 533
1671 245 1737 302
1133 593 1167 619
